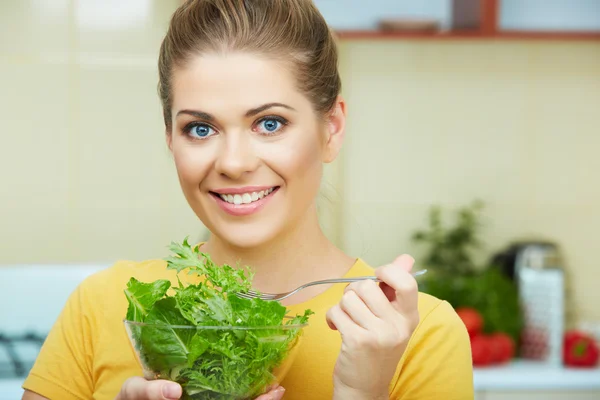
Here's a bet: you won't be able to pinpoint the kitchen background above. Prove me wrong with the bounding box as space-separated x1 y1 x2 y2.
0 0 599 399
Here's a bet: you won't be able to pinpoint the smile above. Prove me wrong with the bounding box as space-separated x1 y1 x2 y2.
216 187 276 205
210 186 280 217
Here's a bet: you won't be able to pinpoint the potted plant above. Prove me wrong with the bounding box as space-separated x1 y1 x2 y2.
411 200 524 365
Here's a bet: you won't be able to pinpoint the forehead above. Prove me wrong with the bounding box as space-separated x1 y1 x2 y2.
171 52 307 112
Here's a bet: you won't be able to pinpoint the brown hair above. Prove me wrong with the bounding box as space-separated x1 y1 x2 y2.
158 0 341 129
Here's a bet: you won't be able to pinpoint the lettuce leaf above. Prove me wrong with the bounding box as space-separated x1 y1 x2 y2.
165 237 253 294
138 297 195 374
124 278 171 321
124 238 313 399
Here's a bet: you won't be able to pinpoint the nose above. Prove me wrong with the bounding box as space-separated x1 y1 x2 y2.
214 133 259 180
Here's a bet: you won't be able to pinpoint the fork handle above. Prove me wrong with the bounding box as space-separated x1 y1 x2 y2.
300 269 427 289
305 276 381 286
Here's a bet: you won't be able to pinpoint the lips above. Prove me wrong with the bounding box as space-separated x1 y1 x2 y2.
209 186 280 216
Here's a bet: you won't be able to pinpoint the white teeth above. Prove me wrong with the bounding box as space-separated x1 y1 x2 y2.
218 188 277 205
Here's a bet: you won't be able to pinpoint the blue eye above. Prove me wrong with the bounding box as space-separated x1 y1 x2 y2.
256 117 287 135
186 123 215 139
262 119 279 132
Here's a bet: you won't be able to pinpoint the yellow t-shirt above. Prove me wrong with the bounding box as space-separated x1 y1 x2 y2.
23 258 473 400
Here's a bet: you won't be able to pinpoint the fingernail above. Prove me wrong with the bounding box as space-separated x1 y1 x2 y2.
272 387 286 400
162 383 182 399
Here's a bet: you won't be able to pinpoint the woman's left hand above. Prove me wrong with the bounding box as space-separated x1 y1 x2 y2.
255 386 285 400
326 255 420 400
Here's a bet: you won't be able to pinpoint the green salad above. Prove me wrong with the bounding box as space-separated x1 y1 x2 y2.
124 238 313 400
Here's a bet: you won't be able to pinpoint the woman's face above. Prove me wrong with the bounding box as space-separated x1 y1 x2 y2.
168 52 345 248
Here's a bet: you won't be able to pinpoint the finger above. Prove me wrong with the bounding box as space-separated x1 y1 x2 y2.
376 255 416 292
375 255 419 314
117 377 182 400
255 386 286 400
326 304 361 334
345 279 395 319
339 289 379 329
392 254 414 272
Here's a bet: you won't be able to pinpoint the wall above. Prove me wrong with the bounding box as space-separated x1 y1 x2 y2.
337 39 600 323
0 1 599 322
0 0 196 263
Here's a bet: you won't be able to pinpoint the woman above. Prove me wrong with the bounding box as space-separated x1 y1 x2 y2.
22 1 473 399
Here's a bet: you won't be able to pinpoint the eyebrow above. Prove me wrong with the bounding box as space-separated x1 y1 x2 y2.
176 109 214 121
176 103 296 121
245 103 296 117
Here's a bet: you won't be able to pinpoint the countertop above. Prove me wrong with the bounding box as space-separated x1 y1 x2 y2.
2 361 600 399
474 360 600 391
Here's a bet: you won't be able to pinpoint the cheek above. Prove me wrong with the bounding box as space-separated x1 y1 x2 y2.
265 133 324 190
172 141 212 188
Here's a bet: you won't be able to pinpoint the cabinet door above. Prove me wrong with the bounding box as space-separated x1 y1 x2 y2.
485 391 600 400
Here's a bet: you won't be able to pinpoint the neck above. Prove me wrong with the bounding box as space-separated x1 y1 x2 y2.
200 204 354 293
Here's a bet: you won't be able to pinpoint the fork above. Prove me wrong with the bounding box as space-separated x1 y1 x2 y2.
235 269 428 301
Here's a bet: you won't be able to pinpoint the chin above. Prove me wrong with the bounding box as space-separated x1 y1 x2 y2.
210 223 282 250
195 210 284 251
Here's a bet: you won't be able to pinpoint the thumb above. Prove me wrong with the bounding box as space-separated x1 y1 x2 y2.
255 386 286 400
116 377 182 400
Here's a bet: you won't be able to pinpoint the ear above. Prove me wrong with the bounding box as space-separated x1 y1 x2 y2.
322 95 346 164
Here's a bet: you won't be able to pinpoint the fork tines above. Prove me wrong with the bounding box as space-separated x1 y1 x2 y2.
235 290 277 300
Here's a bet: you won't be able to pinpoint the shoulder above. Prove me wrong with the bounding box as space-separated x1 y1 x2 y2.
64 259 179 341
87 258 175 284
81 241 208 292
415 291 460 326
73 258 177 306
90 258 173 284
21 259 170 399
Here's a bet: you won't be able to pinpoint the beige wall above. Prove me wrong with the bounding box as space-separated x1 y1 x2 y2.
337 40 600 323
1 2 599 322
0 0 195 263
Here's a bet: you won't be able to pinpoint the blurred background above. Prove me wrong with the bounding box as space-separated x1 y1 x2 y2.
0 0 599 399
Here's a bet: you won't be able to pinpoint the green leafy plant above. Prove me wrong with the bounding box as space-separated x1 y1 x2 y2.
411 201 523 342
124 238 313 400
412 199 484 276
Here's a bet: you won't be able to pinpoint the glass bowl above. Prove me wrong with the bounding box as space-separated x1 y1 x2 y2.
124 319 307 400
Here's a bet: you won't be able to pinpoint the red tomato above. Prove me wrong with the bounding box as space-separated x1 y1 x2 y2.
488 333 515 363
456 307 484 339
563 330 599 368
471 335 494 366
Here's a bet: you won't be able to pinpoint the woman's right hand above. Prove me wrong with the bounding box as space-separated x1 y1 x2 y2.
115 377 182 400
115 377 286 400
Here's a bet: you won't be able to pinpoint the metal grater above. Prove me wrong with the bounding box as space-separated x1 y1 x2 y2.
518 267 565 366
